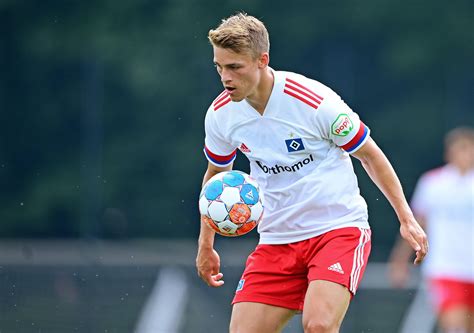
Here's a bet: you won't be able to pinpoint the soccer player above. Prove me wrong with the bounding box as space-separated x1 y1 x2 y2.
196 13 428 333
389 127 474 333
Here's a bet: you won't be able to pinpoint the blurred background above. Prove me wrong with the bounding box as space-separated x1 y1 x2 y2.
0 0 472 332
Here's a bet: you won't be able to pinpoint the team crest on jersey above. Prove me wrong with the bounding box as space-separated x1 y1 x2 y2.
331 114 354 136
285 138 305 152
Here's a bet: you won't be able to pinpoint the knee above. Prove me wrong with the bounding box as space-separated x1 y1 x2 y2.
229 317 248 333
229 319 240 333
303 318 338 333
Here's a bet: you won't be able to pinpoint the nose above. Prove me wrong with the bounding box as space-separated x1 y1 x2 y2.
220 68 232 84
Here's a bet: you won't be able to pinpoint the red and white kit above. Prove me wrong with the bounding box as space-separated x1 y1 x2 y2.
202 70 372 306
411 165 474 312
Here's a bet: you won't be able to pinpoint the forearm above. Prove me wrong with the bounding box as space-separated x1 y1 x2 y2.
355 140 414 224
354 138 428 264
199 218 216 249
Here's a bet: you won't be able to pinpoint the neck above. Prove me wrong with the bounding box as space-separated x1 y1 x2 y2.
450 163 473 175
246 68 274 115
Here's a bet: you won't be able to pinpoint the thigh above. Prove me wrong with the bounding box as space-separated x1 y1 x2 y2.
470 310 474 332
439 307 470 331
302 280 351 330
230 302 296 333
232 244 307 311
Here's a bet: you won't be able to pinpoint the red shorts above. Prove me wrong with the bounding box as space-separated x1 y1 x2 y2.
429 278 474 313
232 227 371 311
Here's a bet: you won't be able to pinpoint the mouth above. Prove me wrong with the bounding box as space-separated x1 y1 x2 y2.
225 87 236 94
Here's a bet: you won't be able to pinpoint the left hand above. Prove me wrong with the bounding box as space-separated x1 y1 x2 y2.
399 218 428 265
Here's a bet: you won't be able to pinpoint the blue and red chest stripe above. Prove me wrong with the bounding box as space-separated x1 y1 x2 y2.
340 122 369 153
204 145 237 166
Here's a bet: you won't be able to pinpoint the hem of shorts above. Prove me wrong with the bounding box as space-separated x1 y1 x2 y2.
307 277 355 298
258 222 370 245
232 295 302 311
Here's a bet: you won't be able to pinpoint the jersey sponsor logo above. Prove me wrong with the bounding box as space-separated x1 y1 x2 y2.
256 154 314 174
239 143 251 153
236 279 245 292
331 114 354 136
285 138 305 152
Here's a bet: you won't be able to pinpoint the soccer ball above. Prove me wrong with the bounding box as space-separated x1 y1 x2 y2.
199 170 264 237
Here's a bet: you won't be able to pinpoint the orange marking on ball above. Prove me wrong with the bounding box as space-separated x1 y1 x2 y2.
229 204 251 225
237 221 257 235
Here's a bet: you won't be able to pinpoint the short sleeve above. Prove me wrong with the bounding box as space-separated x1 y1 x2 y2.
315 93 370 154
203 108 237 167
410 175 430 218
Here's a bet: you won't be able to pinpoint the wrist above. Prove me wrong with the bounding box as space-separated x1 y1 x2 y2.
399 214 415 226
397 208 415 225
198 240 214 251
198 228 215 250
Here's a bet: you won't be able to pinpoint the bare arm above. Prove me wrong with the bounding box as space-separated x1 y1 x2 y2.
196 162 233 287
352 137 428 265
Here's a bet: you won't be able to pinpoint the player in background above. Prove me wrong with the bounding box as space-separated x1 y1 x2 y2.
196 13 428 333
389 127 474 333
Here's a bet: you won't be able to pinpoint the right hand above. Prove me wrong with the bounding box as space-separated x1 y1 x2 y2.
196 246 224 287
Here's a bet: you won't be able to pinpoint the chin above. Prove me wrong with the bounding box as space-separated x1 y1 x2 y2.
230 95 245 102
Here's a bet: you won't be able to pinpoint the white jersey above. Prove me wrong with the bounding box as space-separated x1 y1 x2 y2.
203 70 370 244
411 165 474 282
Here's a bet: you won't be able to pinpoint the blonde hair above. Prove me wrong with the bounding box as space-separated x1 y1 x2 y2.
208 12 270 59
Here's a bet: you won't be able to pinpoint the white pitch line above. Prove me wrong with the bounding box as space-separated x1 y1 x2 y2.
135 267 188 333
399 282 436 333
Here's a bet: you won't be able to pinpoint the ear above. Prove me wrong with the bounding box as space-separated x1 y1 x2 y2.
258 53 269 68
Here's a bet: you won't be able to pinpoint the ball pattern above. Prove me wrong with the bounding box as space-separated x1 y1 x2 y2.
199 170 264 237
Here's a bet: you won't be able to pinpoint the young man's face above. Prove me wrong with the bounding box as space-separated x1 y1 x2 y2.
446 138 474 170
213 46 266 102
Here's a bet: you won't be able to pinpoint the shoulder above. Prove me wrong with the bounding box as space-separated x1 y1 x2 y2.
277 70 334 110
210 90 232 112
204 90 233 126
418 166 447 186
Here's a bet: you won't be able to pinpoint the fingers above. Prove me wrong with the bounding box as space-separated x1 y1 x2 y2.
414 242 428 265
203 272 224 287
412 234 428 265
405 233 422 253
402 226 428 265
196 266 224 287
